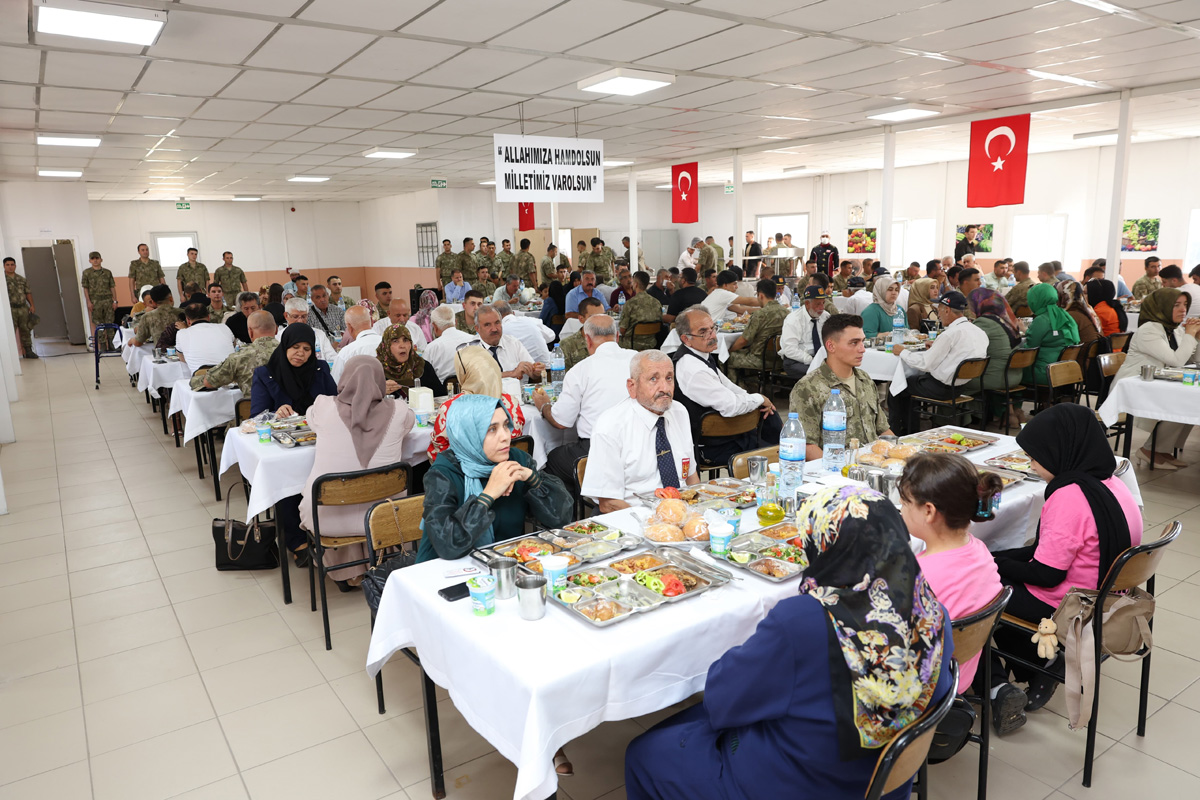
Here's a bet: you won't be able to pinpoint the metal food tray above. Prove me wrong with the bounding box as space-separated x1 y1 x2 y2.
983 450 1042 480
564 565 622 588
570 540 624 562
708 478 747 490
561 520 616 539
733 554 804 582
652 546 734 587
606 551 670 575
538 530 594 550
569 597 635 628
977 465 1029 490
631 565 713 603
915 427 999 451
1154 368 1185 382
470 535 562 568
758 522 802 541
272 431 316 448
594 580 667 610
551 586 594 607
730 532 776 551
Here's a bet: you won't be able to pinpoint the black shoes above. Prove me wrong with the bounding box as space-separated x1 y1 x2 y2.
992 683 1028 736
1024 672 1061 712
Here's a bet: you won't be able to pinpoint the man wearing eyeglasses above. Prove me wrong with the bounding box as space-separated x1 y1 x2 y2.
670 306 781 467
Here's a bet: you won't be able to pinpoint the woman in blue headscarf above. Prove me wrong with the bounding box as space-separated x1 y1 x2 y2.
416 394 573 562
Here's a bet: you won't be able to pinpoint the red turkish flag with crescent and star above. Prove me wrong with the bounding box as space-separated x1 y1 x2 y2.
518 202 534 230
672 162 699 223
967 113 1031 208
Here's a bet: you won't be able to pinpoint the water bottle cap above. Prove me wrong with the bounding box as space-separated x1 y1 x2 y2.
831 389 840 395
788 412 798 418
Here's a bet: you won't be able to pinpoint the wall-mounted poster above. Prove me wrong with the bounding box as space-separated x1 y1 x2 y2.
956 223 994 253
1122 219 1159 252
846 227 877 254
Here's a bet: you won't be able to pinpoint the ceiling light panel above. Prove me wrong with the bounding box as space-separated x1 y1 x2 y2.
39 169 83 177
289 175 330 182
37 134 101 147
363 148 417 159
35 0 166 46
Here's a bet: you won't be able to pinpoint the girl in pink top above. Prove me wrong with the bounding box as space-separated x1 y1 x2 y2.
990 404 1141 734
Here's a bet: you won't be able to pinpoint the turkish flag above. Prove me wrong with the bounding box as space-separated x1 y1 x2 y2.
672 162 698 223
967 113 1030 208
517 202 534 230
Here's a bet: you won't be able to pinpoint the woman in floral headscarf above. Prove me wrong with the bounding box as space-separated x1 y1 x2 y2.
625 486 954 800
376 323 426 397
1057 279 1101 373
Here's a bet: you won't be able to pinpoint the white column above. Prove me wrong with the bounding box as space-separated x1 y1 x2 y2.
733 150 743 270
879 127 896 268
1105 90 1133 284
627 171 638 269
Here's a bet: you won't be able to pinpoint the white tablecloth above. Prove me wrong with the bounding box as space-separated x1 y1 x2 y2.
167 381 243 444
220 424 434 522
660 329 741 362
125 344 153 377
808 346 901 382
518 403 575 466
136 358 190 399
1099 376 1200 428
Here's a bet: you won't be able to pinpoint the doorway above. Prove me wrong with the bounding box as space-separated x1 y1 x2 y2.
755 213 810 260
20 241 87 345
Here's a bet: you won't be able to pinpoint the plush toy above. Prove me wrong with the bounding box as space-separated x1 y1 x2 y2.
1031 618 1059 660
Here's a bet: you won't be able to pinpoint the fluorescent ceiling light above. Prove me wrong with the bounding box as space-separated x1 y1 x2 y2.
1027 69 1103 88
37 134 101 147
38 169 82 177
866 103 942 122
1074 129 1118 140
654 184 671 189
363 147 417 159
35 0 166 46
232 195 261 202
764 115 810 121
603 160 634 167
782 166 812 175
478 180 495 186
288 175 329 182
578 68 674 96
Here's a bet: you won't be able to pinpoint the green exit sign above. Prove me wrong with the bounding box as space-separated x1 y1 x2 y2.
430 178 447 189
176 202 190 210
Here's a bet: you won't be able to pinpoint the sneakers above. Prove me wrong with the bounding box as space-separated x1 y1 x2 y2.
1024 672 1061 712
992 683 1028 736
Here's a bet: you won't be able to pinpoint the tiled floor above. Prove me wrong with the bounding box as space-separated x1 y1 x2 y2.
3 352 1200 800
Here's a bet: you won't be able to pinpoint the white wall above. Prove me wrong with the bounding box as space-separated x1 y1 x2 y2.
359 189 439 267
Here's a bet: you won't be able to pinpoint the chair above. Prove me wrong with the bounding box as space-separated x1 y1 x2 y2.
982 348 1038 435
551 314 566 327
1078 338 1103 406
728 445 780 481
946 587 1014 800
573 456 595 520
1095 352 1129 450
364 495 424 714
910 357 989 432
696 410 761 479
1034 359 1084 408
632 320 662 351
760 335 796 398
234 397 252 424
307 462 411 650
995 521 1181 787
1058 343 1083 365
510 435 534 457
865 660 960 800
1109 331 1132 353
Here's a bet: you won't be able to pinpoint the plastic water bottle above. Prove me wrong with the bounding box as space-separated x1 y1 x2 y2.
822 389 847 473
791 292 801 311
779 413 806 506
618 292 626 311
892 307 906 345
550 344 565 394
314 341 323 362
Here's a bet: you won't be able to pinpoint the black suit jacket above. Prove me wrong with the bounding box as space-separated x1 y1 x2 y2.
742 242 763 276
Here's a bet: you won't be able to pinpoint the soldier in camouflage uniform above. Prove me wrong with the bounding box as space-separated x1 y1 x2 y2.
175 248 209 301
81 251 118 351
1131 257 1163 300
128 243 165 301
473 238 490 267
727 280 789 383
582 239 613 285
477 244 499 285
436 239 458 290
560 297 605 371
618 271 662 351
1005 262 1035 317
831 262 853 294
455 291 485 334
456 238 479 284
133 285 179 346
213 252 248 311
692 237 717 276
3 256 37 358
599 240 616 280
473 266 496 302
514 238 537 286
539 245 568 286
706 236 724 266
189 310 279 397
496 239 516 275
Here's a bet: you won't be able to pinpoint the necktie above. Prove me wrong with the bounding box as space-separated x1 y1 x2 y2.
810 316 821 355
706 353 720 371
489 345 501 366
655 417 679 488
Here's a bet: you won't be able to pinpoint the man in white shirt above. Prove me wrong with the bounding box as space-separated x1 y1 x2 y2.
175 302 235 373
1185 266 1200 317
701 270 748 320
372 298 428 353
581 350 699 511
780 284 832 377
282 298 333 359
494 300 553 364
491 274 522 306
331 305 382 382
844 277 872 314
888 291 989 435
1161 266 1200 318
474 304 541 381
676 244 697 271
532 315 636 496
424 305 475 382
671 307 781 467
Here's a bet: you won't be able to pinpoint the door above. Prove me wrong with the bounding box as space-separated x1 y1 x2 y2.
54 241 87 344
20 247 65 339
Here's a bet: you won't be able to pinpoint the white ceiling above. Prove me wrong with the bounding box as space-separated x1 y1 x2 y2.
2 0 1200 200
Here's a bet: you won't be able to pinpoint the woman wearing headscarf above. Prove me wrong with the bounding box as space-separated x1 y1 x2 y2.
906 277 938 330
263 283 286 327
250 323 337 417
411 289 439 343
1113 288 1200 469
289 356 416 588
1086 278 1126 336
427 346 525 462
258 284 271 306
965 287 1024 424
376 323 427 397
988 404 1142 732
625 485 954 799
859 275 900 338
1058 280 1101 372
540 280 568 336
1023 282 1079 385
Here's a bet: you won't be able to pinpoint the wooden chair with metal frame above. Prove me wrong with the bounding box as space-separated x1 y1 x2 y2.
994 520 1181 788
1032 359 1084 410
306 462 411 650
629 321 663 351
510 435 533 457
865 660 960 800
909 357 990 433
982 347 1038 435
1078 339 1104 407
696 409 762 480
573 456 595 520
1108 330 1132 354
1058 343 1083 366
728 445 780 481
1095 352 1129 450
751 333 788 397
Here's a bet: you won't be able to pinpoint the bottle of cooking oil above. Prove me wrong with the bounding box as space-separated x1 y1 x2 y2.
757 473 785 526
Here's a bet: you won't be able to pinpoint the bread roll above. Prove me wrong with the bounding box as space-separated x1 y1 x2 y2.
858 452 884 466
683 517 709 541
888 445 918 460
655 499 688 525
881 458 906 470
644 523 685 542
871 441 892 456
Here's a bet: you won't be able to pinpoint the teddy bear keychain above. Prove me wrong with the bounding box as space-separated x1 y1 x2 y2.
1030 618 1059 661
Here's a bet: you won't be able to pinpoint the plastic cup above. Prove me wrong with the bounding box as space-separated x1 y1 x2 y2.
1184 370 1196 387
709 520 735 556
538 555 569 594
166 346 176 358
415 410 432 427
255 423 271 444
466 575 496 616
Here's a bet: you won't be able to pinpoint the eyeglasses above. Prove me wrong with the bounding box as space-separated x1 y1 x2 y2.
683 326 716 338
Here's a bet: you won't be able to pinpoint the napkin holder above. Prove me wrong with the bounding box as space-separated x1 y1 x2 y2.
408 386 434 412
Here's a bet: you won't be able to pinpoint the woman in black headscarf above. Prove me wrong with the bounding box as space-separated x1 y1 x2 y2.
264 282 287 327
987 404 1143 734
250 323 337 417
1085 278 1126 336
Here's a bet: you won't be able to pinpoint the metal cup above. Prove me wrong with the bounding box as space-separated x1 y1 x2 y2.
747 456 769 486
865 468 887 494
1140 365 1156 381
516 575 547 621
489 557 518 600
847 465 869 482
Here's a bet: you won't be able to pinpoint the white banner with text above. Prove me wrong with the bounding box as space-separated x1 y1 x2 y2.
493 134 604 203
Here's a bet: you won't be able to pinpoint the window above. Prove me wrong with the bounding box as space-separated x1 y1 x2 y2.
755 214 809 256
1011 214 1068 265
416 222 438 268
150 232 198 267
556 228 572 260
903 219 935 267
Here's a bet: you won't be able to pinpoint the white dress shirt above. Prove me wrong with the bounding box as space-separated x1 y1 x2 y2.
371 318 430 354
175 322 235 374
899 315 989 385
547 341 636 440
423 328 476 381
702 288 738 320
676 249 697 270
331 329 383 382
502 314 554 364
1180 284 1200 317
780 308 830 364
559 317 583 339
846 289 873 315
580 397 694 504
675 346 764 416
476 333 533 372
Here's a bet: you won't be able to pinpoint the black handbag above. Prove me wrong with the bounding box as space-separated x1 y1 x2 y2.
212 483 279 571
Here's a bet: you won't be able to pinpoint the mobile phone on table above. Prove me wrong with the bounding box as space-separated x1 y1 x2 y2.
438 581 470 602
